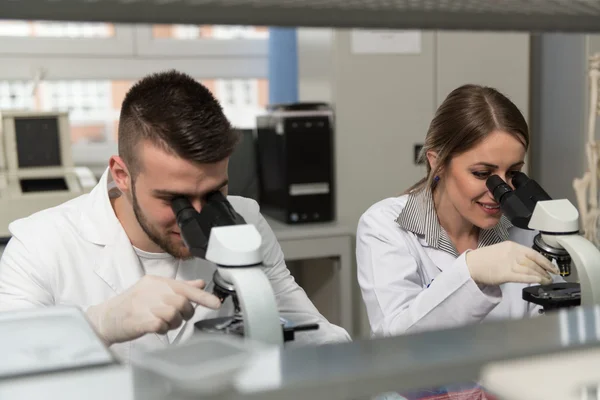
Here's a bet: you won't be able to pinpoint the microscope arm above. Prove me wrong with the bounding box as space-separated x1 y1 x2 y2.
206 224 284 347
217 267 282 346
554 234 600 307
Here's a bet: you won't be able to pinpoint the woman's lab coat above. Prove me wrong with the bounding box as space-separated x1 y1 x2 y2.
0 169 350 361
356 195 561 338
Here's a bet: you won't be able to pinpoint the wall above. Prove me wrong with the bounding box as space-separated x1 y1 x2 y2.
436 32 530 121
297 28 334 103
529 34 588 207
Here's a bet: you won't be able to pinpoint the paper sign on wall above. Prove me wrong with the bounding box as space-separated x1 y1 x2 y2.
351 30 421 54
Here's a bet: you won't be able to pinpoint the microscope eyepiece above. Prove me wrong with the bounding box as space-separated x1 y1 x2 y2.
171 196 198 228
486 175 513 204
511 171 530 189
171 196 193 215
169 191 248 259
170 196 210 259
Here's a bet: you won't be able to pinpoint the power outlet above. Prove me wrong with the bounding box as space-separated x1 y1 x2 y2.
414 144 424 165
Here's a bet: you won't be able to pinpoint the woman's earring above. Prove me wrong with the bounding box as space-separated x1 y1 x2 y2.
434 176 440 183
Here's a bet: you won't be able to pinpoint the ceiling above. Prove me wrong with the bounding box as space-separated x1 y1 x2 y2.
2 0 600 32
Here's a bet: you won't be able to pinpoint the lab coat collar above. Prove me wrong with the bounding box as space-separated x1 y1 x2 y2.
396 186 512 257
80 167 145 293
77 167 123 246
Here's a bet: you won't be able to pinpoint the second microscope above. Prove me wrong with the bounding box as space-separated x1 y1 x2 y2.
486 172 600 312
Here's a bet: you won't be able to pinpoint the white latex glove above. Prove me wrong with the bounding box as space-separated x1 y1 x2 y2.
465 241 560 286
86 275 221 345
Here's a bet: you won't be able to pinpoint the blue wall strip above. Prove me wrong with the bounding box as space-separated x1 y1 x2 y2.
268 27 298 105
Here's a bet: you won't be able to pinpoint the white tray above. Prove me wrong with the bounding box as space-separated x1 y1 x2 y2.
130 334 268 396
0 306 115 379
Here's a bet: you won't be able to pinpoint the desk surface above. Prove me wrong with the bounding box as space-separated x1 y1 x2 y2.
264 217 354 241
234 305 600 400
5 303 600 400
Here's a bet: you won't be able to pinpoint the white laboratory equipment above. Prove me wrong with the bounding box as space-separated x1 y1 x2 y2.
487 172 600 311
0 110 97 239
0 306 131 400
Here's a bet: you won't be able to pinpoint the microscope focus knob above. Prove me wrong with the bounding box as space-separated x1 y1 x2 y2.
532 234 572 276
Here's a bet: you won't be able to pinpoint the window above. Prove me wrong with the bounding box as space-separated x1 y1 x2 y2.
0 21 114 38
215 79 269 129
243 81 253 105
0 80 132 144
152 25 268 40
0 81 35 110
0 78 268 144
0 20 132 55
0 22 269 172
135 24 268 57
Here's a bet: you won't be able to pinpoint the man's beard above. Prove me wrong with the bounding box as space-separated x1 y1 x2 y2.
131 182 191 259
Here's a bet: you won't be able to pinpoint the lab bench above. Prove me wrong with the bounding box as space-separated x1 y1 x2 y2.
3 305 600 400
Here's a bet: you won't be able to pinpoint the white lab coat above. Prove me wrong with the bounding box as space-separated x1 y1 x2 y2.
356 195 561 338
0 168 350 361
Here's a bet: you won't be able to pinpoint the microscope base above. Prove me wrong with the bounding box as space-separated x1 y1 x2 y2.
194 317 319 343
522 282 581 312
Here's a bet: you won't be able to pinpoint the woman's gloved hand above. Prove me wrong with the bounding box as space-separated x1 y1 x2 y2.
86 275 222 346
465 241 559 286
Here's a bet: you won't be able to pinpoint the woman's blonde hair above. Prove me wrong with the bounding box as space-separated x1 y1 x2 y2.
405 84 529 194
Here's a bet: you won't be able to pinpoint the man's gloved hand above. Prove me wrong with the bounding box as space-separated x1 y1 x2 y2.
86 275 222 346
465 241 560 286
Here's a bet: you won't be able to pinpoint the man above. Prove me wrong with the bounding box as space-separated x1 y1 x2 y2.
0 70 350 361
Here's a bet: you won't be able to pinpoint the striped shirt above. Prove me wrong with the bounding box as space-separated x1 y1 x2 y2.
395 187 512 257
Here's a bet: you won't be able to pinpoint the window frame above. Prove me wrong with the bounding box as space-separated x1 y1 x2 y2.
0 57 267 81
0 24 136 56
134 25 268 57
0 24 269 175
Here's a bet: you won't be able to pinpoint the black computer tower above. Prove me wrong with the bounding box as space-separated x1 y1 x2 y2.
256 103 335 224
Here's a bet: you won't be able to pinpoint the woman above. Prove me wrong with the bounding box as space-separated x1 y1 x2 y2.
356 84 561 338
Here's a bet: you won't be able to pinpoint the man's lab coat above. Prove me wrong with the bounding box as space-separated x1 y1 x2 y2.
0 169 350 360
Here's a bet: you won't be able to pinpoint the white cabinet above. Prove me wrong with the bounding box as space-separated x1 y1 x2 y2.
436 31 530 120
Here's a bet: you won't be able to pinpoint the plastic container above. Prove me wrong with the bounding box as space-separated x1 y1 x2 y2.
0 306 115 379
130 334 268 396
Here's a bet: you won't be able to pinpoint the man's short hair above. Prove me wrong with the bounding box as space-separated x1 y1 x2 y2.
118 70 239 176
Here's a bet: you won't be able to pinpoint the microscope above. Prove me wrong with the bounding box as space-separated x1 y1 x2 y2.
486 172 600 312
0 110 97 240
171 192 318 345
